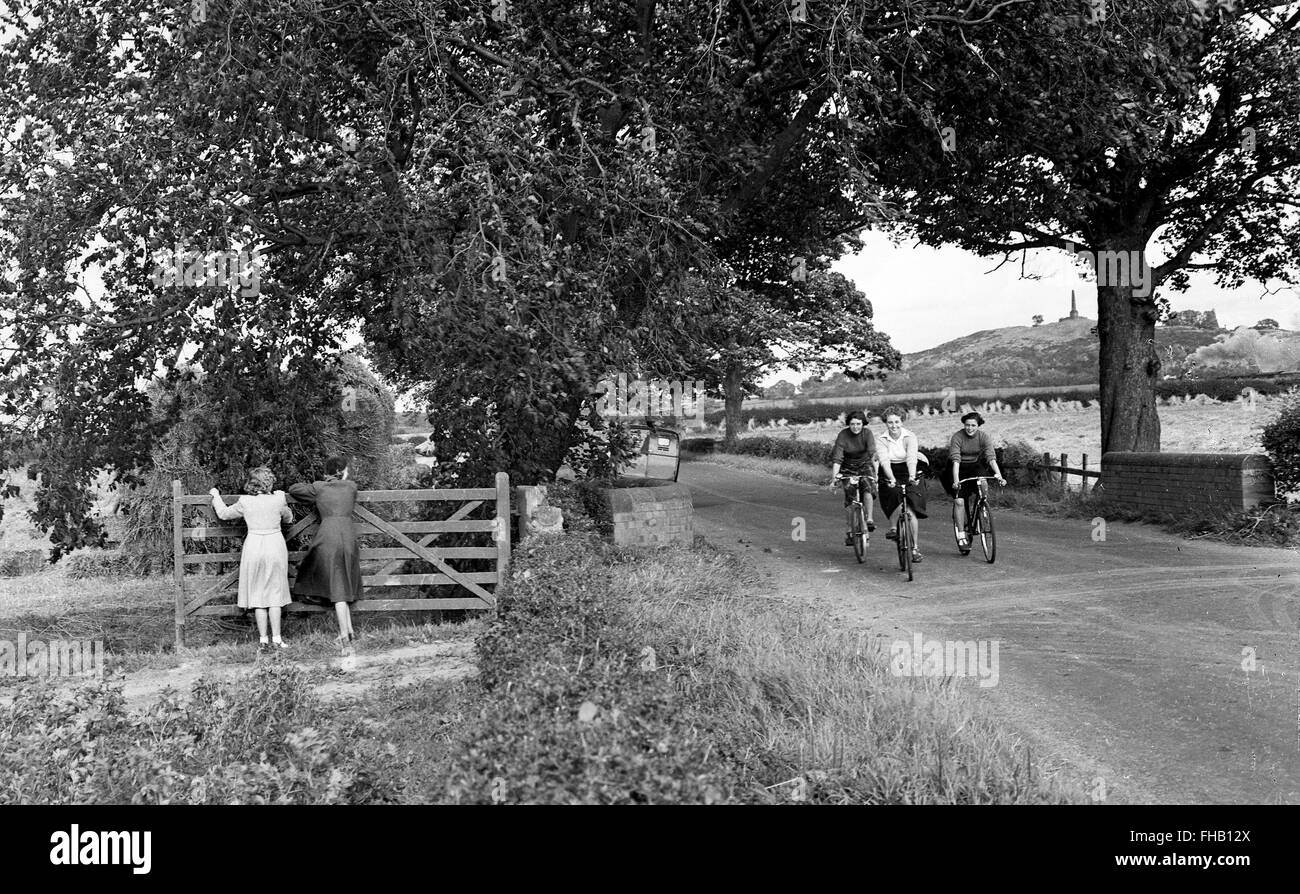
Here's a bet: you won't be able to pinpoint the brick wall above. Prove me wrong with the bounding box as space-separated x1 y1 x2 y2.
1101 452 1275 515
606 483 694 547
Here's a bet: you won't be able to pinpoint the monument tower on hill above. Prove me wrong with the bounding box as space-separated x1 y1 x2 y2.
1059 290 1080 322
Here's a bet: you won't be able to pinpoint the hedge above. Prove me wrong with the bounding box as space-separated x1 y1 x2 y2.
703 377 1297 429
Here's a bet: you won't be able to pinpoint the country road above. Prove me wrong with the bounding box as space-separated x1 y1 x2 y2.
680 459 1300 805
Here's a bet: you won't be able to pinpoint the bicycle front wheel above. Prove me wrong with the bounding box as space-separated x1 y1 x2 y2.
897 512 913 581
852 506 866 563
977 501 996 564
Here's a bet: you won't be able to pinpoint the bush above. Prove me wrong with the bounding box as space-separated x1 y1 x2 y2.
726 435 833 466
680 437 719 453
547 481 612 536
443 536 761 804
0 549 47 577
0 665 397 804
65 549 155 578
997 440 1050 488
1262 392 1300 499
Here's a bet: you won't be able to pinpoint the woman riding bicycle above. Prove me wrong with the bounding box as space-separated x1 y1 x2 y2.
828 411 879 546
876 406 928 564
942 411 1006 551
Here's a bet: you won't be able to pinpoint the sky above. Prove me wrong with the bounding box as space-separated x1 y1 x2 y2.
832 232 1300 357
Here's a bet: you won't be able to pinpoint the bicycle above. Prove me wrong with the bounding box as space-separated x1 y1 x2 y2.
892 478 919 581
953 476 1002 563
835 472 871 563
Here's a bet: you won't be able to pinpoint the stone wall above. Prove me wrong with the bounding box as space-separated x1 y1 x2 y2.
1101 452 1274 515
606 483 694 547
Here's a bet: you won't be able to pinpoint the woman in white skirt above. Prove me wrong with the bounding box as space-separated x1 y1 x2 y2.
210 467 293 652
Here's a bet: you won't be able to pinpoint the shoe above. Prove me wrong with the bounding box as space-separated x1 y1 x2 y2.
885 530 897 541
272 639 288 650
912 551 923 563
257 641 269 655
867 521 876 532
956 536 969 550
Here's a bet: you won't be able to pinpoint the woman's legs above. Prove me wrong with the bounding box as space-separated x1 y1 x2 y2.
334 601 356 640
254 608 269 641
269 605 283 641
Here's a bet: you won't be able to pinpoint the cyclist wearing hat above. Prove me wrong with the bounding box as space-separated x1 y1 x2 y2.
944 412 1006 550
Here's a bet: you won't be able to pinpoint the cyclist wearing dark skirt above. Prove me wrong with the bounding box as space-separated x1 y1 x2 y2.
876 406 929 563
828 411 879 545
943 412 1006 550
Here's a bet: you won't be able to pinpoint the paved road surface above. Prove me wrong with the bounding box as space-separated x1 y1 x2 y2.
681 460 1300 804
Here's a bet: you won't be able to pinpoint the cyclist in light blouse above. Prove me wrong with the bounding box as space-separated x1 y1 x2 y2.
874 406 929 563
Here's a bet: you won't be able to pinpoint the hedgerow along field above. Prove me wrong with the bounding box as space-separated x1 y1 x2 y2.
700 392 1287 472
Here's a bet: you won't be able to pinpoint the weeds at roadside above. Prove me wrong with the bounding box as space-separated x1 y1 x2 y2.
442 533 1085 804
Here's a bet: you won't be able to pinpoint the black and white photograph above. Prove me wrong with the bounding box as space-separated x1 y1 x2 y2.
0 0 1296 849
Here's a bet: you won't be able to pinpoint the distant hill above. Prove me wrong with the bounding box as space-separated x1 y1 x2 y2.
799 316 1300 398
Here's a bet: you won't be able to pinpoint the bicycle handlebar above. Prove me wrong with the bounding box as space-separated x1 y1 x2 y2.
955 476 1004 485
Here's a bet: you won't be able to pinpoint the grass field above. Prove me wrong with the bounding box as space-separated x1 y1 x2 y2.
704 393 1286 468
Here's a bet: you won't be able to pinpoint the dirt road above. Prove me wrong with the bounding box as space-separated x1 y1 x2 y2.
682 460 1300 804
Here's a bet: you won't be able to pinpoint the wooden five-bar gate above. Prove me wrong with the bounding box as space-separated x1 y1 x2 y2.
171 473 510 647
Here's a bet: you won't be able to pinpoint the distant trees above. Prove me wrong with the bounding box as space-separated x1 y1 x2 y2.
1254 319 1280 329
1032 315 1044 327
764 381 798 401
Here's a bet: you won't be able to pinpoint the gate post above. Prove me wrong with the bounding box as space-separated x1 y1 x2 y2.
172 479 186 650
496 472 511 580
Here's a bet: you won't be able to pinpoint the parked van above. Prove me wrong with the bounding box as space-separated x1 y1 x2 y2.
619 424 681 482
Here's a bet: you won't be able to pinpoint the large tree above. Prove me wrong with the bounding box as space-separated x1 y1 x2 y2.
1 0 1024 552
863 0 1300 453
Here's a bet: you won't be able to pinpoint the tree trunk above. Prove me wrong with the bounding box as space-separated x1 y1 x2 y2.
1096 279 1161 455
723 362 744 448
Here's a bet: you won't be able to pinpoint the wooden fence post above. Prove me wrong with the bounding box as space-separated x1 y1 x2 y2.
496 472 511 581
1060 453 1068 496
1081 454 1089 496
173 479 185 651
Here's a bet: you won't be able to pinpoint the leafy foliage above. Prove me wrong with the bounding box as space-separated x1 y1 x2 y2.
860 0 1300 452
0 665 396 804
0 0 1034 543
1262 392 1300 498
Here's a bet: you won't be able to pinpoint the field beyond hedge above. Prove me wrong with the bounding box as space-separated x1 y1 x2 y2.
704 393 1285 470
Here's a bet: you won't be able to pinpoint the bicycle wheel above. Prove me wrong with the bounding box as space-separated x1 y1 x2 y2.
852 505 866 563
897 510 913 581
977 500 996 564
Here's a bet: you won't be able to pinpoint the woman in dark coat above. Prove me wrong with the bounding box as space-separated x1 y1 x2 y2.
290 456 360 648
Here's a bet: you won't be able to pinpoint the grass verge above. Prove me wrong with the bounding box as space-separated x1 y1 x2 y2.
440 533 1084 804
1 527 1085 803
